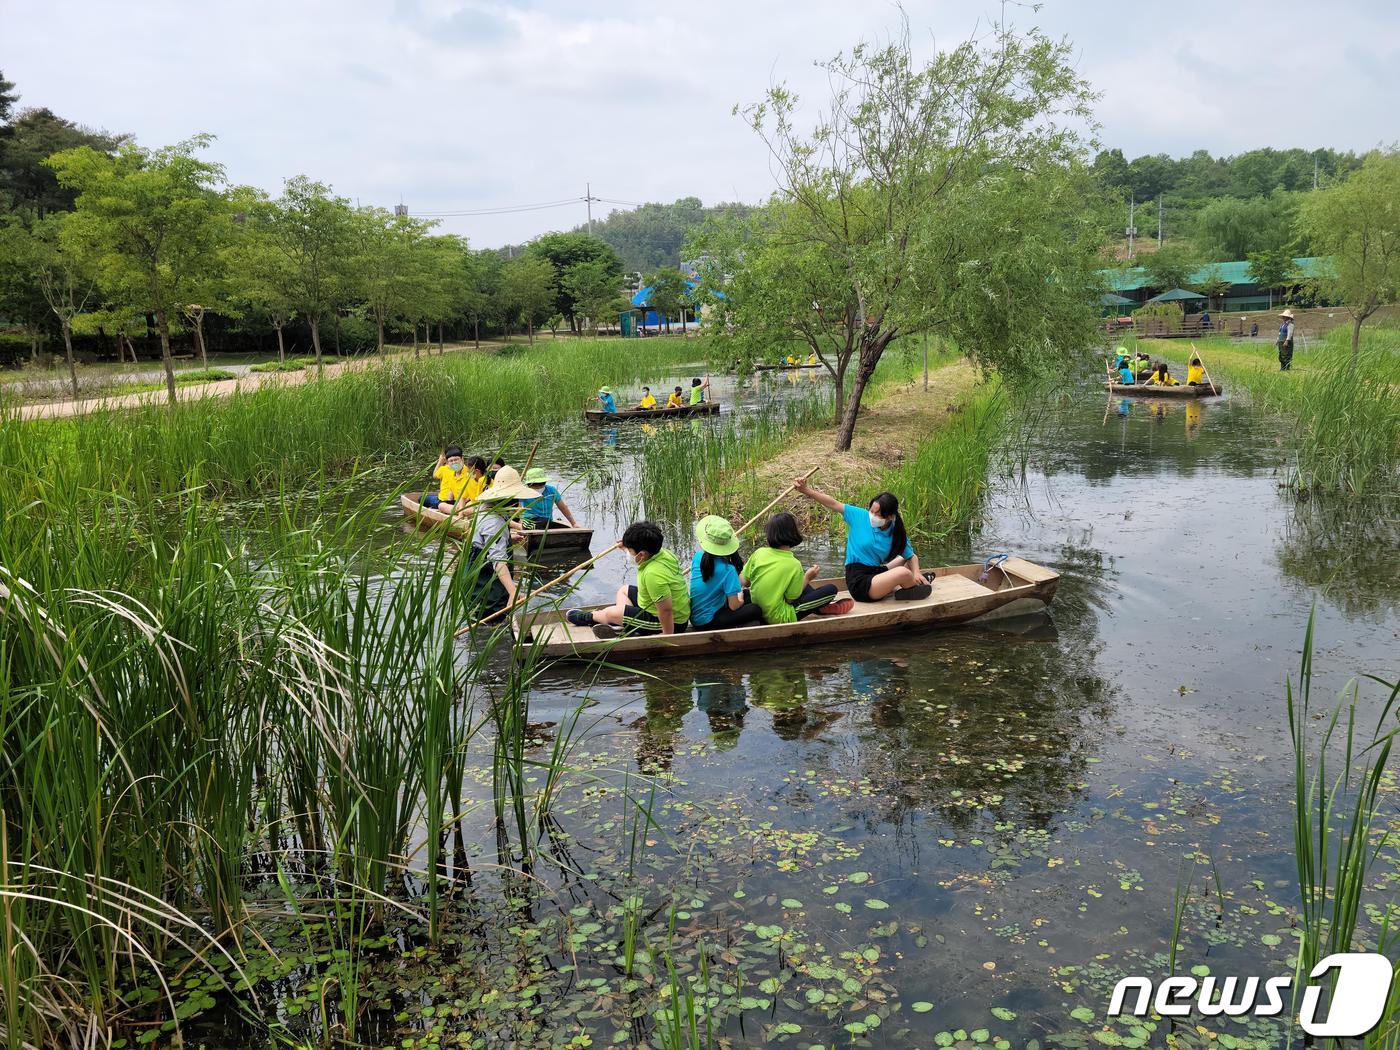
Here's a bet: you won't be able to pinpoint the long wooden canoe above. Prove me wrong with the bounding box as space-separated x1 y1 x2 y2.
753 362 821 372
522 556 1059 662
1106 382 1222 398
401 492 593 553
584 402 721 422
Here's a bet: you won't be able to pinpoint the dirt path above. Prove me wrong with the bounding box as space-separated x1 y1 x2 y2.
714 358 982 527
11 344 486 421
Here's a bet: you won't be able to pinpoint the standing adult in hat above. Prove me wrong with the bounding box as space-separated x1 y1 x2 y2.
688 515 763 631
463 466 534 617
1277 309 1298 371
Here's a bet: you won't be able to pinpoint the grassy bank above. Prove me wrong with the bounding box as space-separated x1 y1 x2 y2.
1133 324 1399 495
0 337 703 507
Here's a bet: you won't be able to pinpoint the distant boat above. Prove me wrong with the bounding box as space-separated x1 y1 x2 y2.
401 492 593 553
753 362 821 372
1105 382 1222 398
583 402 721 422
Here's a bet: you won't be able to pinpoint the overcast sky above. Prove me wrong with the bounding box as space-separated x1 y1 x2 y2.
4 0 1397 247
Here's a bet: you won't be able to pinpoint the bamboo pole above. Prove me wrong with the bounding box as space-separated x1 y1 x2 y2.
456 542 623 635
736 466 820 536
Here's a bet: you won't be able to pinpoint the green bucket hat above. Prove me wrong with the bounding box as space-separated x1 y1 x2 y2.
523 467 549 485
694 514 740 557
598 386 614 395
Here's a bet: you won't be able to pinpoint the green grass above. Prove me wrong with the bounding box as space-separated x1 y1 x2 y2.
1136 324 1400 496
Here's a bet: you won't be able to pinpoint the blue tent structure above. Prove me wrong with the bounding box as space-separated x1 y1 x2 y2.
629 274 721 331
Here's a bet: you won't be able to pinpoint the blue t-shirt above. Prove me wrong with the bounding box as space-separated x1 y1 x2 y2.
522 484 559 523
689 550 742 627
599 393 617 413
841 503 914 567
1118 366 1134 384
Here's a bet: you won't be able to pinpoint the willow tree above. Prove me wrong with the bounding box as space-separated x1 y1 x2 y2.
1300 150 1400 376
699 19 1105 449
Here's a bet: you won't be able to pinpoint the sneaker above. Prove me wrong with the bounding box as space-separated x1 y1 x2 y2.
816 598 854 616
566 609 594 628
894 583 932 601
591 624 619 640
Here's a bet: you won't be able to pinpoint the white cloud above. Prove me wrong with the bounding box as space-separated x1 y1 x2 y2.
4 0 1396 245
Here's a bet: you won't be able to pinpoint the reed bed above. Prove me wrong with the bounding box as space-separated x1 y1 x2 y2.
0 481 606 1048
0 337 701 503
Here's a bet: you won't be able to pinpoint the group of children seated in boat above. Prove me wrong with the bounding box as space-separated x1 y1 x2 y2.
784 352 820 365
422 446 580 530
595 377 710 413
565 479 934 640
1113 349 1206 387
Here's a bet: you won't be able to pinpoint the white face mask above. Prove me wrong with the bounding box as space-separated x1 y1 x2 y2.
869 511 887 529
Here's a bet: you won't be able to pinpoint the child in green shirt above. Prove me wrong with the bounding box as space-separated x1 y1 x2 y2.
567 521 690 638
742 513 848 624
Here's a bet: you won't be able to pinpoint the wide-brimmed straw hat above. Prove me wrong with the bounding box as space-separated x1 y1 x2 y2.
1279 309 1295 319
523 467 550 485
694 514 740 556
474 465 536 503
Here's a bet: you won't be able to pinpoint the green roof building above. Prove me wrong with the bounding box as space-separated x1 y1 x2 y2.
1101 256 1327 312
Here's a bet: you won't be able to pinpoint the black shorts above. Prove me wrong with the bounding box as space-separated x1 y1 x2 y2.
845 562 886 603
621 585 689 635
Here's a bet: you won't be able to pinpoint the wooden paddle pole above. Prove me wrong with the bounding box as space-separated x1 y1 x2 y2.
736 466 820 536
457 542 623 636
519 439 541 476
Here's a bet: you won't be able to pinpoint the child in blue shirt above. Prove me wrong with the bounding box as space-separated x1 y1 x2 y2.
520 468 580 530
793 479 930 603
596 387 618 413
688 515 762 630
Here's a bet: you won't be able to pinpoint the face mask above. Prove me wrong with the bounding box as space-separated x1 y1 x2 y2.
869 511 887 529
450 462 464 473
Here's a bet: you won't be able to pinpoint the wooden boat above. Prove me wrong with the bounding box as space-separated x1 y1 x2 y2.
753 362 821 372
583 402 720 422
523 556 1059 662
1106 381 1222 398
401 493 592 553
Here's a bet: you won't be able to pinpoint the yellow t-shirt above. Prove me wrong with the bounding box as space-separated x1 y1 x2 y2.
463 473 487 501
1187 365 1205 384
639 394 657 409
434 465 470 502
806 353 818 365
667 392 684 407
785 355 797 364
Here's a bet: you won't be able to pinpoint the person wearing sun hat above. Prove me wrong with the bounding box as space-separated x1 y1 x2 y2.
688 515 763 631
1276 309 1297 371
594 387 618 413
520 468 580 530
460 466 534 616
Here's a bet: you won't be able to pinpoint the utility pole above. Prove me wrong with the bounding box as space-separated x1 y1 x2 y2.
1313 153 1319 190
585 183 594 236
1127 193 1136 260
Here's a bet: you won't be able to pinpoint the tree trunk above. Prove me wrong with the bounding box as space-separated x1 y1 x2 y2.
681 310 687 335
438 322 444 355
310 317 324 373
413 325 420 359
528 320 534 346
155 308 177 404
474 319 480 349
376 315 386 354
333 314 342 356
194 319 208 369
1348 315 1362 378
832 357 848 423
834 362 875 451
29 331 38 363
274 322 286 364
61 318 78 399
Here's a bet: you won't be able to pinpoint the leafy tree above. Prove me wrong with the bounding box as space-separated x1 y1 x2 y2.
713 18 1103 449
1141 241 1201 293
0 107 126 215
460 248 502 348
1195 193 1298 260
1193 264 1231 314
562 260 625 335
1299 151 1400 375
499 255 556 344
0 215 50 363
1246 247 1298 309
31 213 98 396
353 206 436 353
267 176 355 371
226 186 297 362
47 136 227 402
644 268 689 334
0 70 17 123
525 232 621 333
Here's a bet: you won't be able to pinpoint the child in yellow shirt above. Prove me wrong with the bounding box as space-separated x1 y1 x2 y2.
637 386 657 409
425 446 470 510
666 386 685 408
1186 358 1206 385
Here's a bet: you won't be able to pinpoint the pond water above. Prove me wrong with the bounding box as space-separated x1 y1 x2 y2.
247 376 1400 1047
